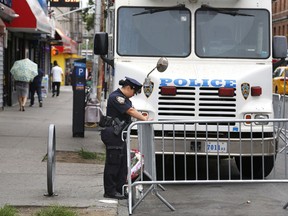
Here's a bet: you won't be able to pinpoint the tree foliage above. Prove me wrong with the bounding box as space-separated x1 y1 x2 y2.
82 0 95 32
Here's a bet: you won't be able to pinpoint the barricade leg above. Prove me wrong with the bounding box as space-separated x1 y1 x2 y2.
129 123 174 213
152 184 175 211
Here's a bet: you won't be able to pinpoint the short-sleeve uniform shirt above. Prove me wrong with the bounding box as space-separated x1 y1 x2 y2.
107 88 132 123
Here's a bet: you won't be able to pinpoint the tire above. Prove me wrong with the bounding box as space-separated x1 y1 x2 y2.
235 156 275 179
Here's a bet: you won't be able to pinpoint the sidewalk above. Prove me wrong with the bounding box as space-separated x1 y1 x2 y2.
0 86 128 215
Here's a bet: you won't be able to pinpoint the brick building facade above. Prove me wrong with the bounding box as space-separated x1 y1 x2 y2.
272 0 288 40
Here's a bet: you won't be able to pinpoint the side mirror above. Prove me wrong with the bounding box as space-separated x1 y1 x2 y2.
147 57 169 77
273 36 287 59
94 32 108 55
156 57 168 72
94 32 114 68
272 36 287 71
143 57 169 98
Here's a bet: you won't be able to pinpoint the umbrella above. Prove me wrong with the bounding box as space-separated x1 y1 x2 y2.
10 58 38 82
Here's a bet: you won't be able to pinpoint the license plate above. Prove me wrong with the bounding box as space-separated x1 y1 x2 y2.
205 142 227 153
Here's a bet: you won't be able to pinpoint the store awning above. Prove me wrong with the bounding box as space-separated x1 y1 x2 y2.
5 0 52 34
54 28 78 54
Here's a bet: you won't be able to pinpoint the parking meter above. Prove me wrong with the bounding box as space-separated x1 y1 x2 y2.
72 58 86 137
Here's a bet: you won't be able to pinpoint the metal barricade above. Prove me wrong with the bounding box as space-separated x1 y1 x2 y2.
125 118 288 215
46 124 56 196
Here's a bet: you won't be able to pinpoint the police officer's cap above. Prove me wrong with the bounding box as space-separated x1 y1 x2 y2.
119 77 142 94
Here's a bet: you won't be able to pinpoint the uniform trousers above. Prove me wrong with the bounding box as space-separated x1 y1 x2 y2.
101 127 127 195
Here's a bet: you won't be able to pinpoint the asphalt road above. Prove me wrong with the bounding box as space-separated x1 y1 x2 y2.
123 155 288 216
126 182 288 216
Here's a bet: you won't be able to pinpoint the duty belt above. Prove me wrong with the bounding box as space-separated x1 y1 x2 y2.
99 115 130 136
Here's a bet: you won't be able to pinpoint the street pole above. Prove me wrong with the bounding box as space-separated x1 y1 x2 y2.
91 0 102 100
85 39 89 59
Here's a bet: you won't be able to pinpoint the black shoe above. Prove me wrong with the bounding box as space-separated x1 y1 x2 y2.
52 94 55 97
117 190 128 198
39 102 43 107
103 192 127 200
29 104 33 107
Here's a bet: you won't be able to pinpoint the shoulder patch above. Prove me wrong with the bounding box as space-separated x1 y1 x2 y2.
116 96 125 104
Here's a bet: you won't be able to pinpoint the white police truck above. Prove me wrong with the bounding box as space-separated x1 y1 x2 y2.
94 0 287 178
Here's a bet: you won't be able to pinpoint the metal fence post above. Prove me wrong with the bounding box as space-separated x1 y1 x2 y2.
45 124 57 196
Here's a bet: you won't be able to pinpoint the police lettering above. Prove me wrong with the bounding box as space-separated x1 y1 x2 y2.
160 78 236 88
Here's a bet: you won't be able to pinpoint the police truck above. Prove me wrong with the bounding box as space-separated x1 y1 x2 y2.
94 0 287 178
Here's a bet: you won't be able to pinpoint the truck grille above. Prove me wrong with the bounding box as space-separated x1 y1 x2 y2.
158 87 236 123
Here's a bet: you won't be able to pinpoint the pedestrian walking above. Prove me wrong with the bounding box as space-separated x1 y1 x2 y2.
10 58 38 111
15 81 29 111
51 60 63 97
29 68 44 107
101 77 148 199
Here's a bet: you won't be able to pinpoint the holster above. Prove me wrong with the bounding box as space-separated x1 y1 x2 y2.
113 118 129 136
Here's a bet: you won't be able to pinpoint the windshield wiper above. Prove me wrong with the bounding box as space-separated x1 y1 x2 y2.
201 4 254 17
133 4 186 16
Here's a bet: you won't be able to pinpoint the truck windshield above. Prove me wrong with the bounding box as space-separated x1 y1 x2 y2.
117 7 191 57
195 8 270 59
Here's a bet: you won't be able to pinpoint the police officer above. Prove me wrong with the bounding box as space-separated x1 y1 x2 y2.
101 77 148 199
